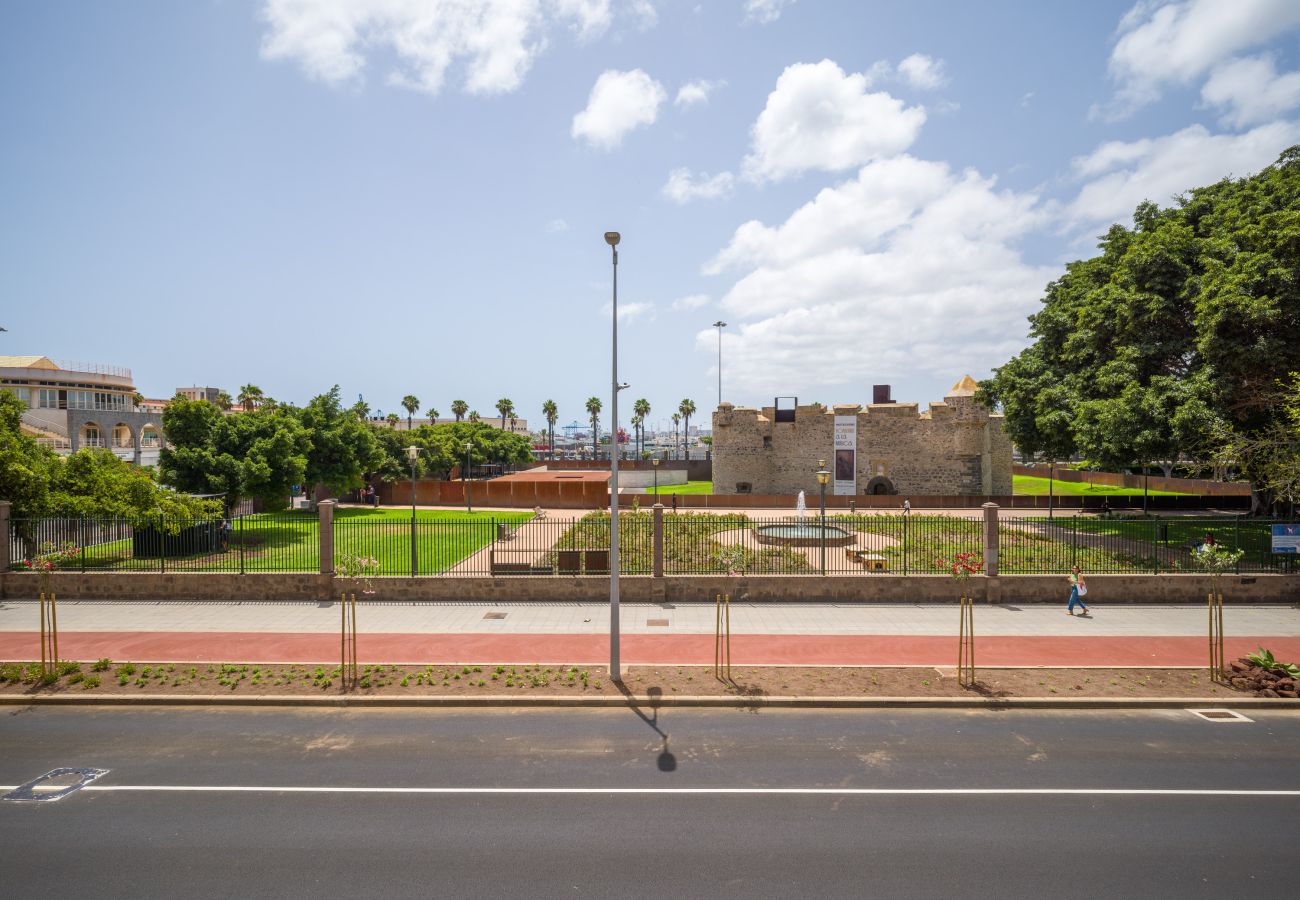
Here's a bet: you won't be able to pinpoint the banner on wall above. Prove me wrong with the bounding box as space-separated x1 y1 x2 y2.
833 416 856 496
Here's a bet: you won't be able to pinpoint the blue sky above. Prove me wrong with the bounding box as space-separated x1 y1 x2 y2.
3 0 1299 432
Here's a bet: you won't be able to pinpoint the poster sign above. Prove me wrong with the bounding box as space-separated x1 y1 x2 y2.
832 416 856 496
1272 524 1300 554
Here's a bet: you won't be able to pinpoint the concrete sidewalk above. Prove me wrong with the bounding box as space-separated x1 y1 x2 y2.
1 599 1296 667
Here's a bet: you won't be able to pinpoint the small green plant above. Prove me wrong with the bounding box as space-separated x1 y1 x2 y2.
117 663 136 677
1246 648 1300 678
92 658 113 672
67 672 84 684
82 675 101 689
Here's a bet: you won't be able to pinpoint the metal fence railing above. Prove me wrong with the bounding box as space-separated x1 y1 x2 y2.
6 513 1297 577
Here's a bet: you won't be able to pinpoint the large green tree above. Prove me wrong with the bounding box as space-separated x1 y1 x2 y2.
980 147 1300 511
298 386 383 498
160 398 310 512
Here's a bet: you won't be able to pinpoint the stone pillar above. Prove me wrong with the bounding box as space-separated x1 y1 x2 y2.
982 501 999 578
318 500 335 575
0 501 10 570
652 504 664 577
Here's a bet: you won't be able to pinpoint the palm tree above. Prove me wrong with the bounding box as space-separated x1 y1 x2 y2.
633 398 650 456
215 390 234 412
237 384 264 412
542 399 558 460
671 412 681 458
468 409 481 423
401 395 420 430
585 396 602 459
424 407 439 425
385 412 399 429
451 399 468 422
495 398 514 431
678 398 696 459
353 400 370 421
630 413 643 459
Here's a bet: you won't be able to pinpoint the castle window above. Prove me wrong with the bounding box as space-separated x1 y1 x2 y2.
735 482 752 494
762 436 772 450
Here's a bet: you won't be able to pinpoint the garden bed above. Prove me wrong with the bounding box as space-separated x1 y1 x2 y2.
0 660 1278 699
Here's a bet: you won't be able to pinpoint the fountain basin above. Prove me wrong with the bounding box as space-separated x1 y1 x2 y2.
753 523 855 547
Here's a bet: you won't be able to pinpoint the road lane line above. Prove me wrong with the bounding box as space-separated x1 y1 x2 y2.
2 786 1295 797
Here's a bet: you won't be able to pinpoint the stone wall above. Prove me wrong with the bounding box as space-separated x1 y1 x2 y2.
2 571 1293 604
712 376 1013 497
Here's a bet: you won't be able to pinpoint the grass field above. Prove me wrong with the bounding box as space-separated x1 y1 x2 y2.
642 481 714 495
1012 474 1187 496
44 508 533 575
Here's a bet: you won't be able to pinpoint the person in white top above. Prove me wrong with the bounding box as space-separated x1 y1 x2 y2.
1067 565 1090 616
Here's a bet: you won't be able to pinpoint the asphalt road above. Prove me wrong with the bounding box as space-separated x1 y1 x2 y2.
1 705 1297 898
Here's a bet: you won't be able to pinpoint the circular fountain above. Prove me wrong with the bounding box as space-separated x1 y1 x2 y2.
753 522 855 547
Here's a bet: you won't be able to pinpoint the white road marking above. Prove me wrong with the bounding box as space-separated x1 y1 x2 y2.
2 785 1297 797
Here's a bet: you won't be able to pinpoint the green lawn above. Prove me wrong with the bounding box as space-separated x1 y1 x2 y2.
645 481 714 495
1013 474 1187 496
54 508 533 575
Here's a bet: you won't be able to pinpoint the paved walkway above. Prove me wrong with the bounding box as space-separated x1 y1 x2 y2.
2 599 1296 667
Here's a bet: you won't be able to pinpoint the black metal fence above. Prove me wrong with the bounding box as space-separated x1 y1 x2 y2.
6 513 1296 577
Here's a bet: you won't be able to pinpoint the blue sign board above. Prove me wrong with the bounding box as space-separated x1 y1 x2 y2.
1272 524 1300 554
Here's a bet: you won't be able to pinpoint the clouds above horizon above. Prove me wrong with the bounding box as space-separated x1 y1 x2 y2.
1096 0 1300 120
572 68 666 149
259 0 649 96
702 155 1054 396
742 60 926 182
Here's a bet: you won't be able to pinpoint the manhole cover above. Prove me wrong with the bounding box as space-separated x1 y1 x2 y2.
1188 709 1253 723
4 767 110 802
646 618 670 627
483 612 507 620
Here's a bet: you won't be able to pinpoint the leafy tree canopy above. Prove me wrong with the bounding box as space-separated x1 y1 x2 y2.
980 147 1300 506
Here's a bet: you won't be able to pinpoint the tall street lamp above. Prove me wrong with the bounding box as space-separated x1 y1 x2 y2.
405 445 421 576
815 459 831 575
606 230 626 683
463 440 473 514
652 457 660 500
713 320 727 409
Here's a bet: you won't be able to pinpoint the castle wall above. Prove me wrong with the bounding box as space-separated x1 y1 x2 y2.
712 381 1013 497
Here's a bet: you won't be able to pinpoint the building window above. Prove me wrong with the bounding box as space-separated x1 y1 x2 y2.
39 389 60 409
762 436 772 450
735 482 752 494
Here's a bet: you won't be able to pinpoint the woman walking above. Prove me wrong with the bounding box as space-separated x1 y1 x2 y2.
1067 565 1090 616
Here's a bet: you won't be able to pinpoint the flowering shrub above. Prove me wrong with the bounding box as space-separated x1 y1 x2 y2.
933 552 984 580
334 554 381 594
1188 543 1246 574
24 541 80 592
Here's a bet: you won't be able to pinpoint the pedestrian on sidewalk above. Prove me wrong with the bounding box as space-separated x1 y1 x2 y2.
1067 565 1090 616
902 498 911 515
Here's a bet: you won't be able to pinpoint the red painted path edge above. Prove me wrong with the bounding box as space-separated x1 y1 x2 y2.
3 631 1299 667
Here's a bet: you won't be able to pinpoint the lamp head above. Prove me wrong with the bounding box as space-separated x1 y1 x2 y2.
604 231 620 246
405 445 420 462
713 320 727 328
652 458 659 467
815 459 831 486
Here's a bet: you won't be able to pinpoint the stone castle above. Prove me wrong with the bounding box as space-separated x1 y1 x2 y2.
710 376 1013 497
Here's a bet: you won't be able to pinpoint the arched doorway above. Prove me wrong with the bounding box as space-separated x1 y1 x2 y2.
80 421 102 449
865 476 895 495
112 422 135 451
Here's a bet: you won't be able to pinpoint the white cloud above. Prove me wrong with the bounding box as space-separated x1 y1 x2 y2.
601 300 656 321
1202 54 1300 127
744 0 795 24
895 53 948 91
1097 0 1300 119
545 218 569 233
662 168 735 203
259 0 621 96
675 78 724 108
743 60 926 182
1067 120 1300 225
672 293 711 311
572 69 666 149
703 155 1054 397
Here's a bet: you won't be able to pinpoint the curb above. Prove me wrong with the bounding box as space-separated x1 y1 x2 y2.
1 693 1297 711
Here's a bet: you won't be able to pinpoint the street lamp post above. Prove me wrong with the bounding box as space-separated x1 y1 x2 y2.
405 445 420 576
606 230 625 683
713 320 727 408
1048 459 1055 522
652 457 659 500
463 440 473 514
815 460 830 575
